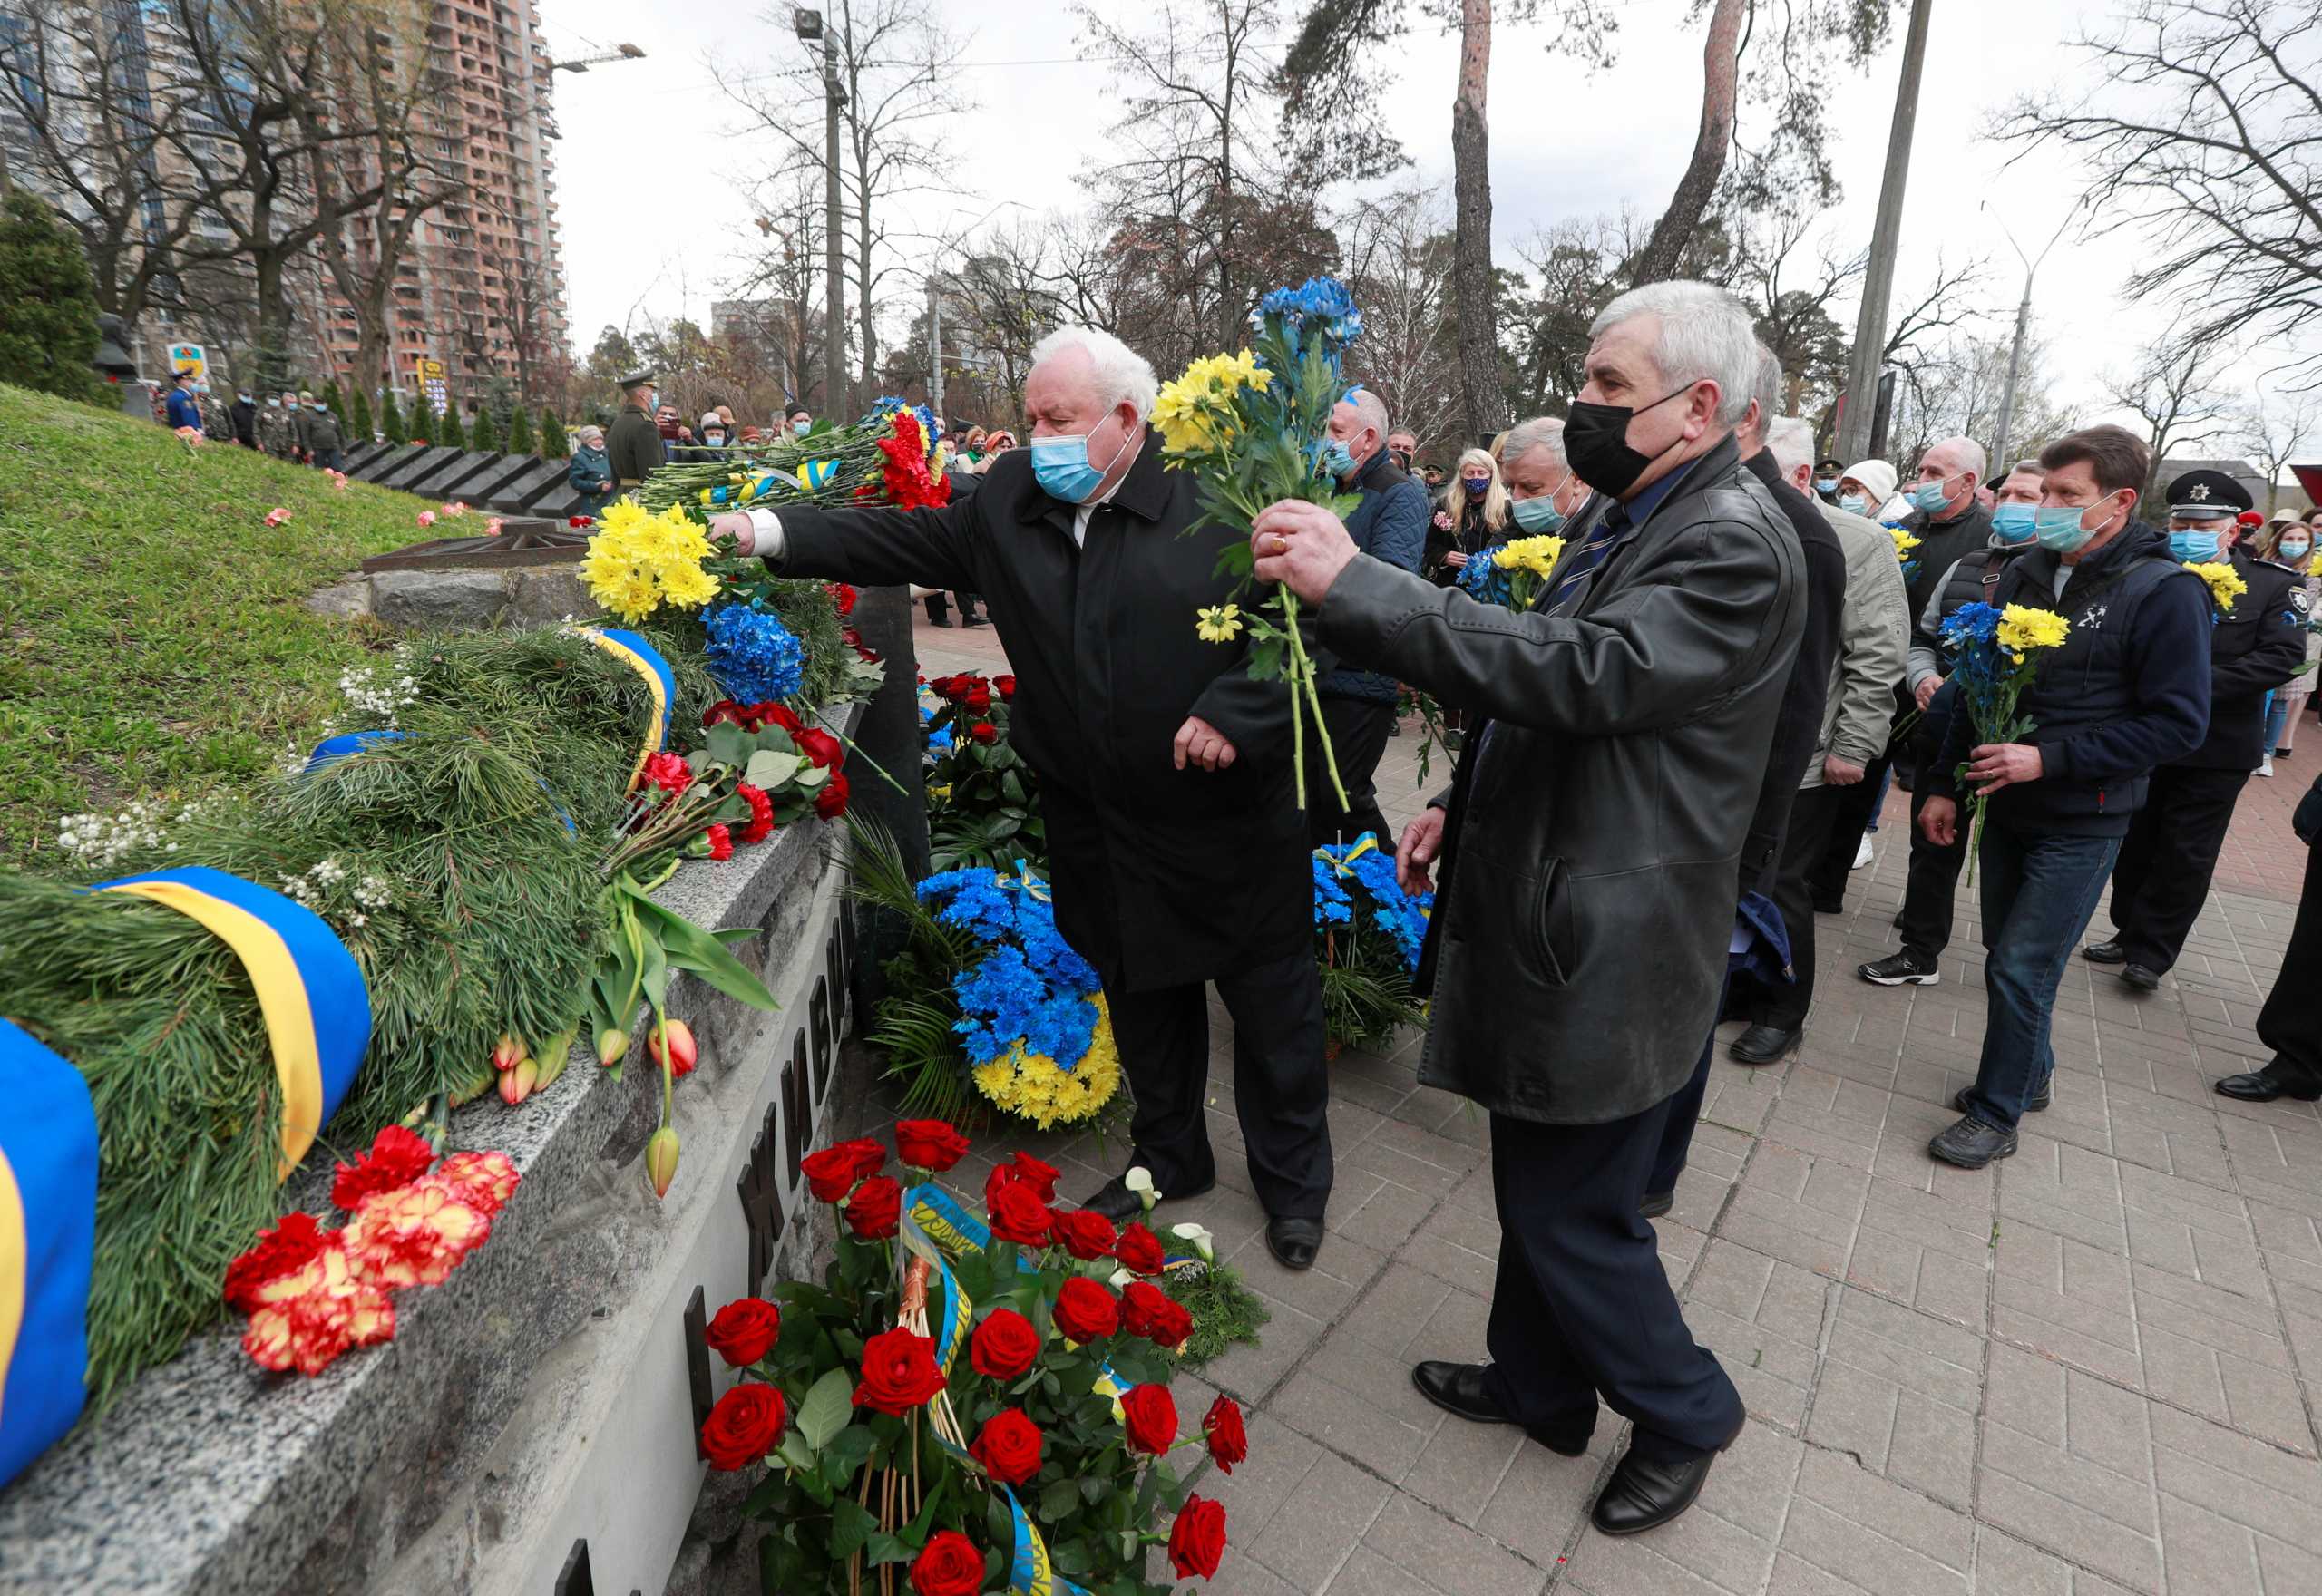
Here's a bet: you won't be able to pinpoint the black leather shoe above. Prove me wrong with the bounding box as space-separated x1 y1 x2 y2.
2083 939 2127 965
1955 1078 2049 1114
1591 1434 1734 1534
2216 1065 2322 1103
1081 1167 1214 1224
1729 1024 1797 1066
1264 1215 1323 1270
2120 963 2161 993
1410 1362 1589 1455
1639 1189 1674 1219
1927 1114 2018 1169
962 615 989 628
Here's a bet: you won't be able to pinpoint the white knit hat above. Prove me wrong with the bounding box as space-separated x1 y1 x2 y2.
699 411 724 431
1839 459 1898 505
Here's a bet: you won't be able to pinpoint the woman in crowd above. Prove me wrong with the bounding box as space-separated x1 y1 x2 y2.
1832 460 1899 523
1424 448 1511 585
2260 511 2317 772
569 425 616 515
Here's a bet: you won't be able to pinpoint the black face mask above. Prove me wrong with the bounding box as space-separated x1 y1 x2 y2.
1563 384 1693 499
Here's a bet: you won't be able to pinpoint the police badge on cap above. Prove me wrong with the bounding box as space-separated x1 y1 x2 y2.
2165 468 2254 520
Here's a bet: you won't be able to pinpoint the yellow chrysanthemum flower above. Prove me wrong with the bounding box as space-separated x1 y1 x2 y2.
657 560 720 609
1195 603 1244 644
1995 604 2071 655
971 997 1122 1130
1495 535 1566 578
1890 526 1923 557
2183 560 2247 614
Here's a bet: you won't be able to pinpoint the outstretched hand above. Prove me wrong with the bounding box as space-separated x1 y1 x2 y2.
1251 501 1359 605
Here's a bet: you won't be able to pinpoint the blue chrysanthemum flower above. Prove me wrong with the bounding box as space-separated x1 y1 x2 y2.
703 604 805 704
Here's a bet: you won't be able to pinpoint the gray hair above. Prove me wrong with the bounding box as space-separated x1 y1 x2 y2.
1588 280 1761 426
1501 415 1568 469
1766 417 1816 477
1342 387 1391 442
1925 434 1990 481
1750 345 1782 433
1029 326 1159 421
575 424 604 448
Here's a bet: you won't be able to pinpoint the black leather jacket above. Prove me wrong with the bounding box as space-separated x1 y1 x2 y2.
1317 433 1806 1124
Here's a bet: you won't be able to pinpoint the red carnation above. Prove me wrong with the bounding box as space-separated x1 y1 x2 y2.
969 1406 1046 1485
1050 1208 1117 1261
700 1382 786 1471
1203 1396 1249 1474
569 515 594 529
844 1174 903 1240
824 581 858 617
970 1307 1041 1379
736 781 776 844
1053 1276 1121 1343
702 822 734 862
853 1327 946 1415
985 1176 1052 1246
993 674 1017 699
1120 1383 1178 1455
908 1531 984 1596
795 727 844 769
640 751 692 794
223 1211 336 1313
895 1118 971 1172
703 1297 783 1367
329 1124 435 1211
1113 1221 1166 1277
970 721 998 744
813 770 851 820
1167 1495 1228 1581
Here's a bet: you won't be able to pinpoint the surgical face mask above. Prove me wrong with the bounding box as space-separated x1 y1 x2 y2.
1990 503 2037 544
1509 494 1566 534
2168 528 2223 562
266 398 280 408
792 417 811 433
1838 494 1867 517
1563 385 1691 499
2034 501 2105 553
1912 472 1961 513
705 433 726 447
1814 478 1838 494
1462 476 1488 498
1030 414 1131 503
2280 538 2312 561
1321 437 1358 479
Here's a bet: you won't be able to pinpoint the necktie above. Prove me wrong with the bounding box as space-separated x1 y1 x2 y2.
1546 507 1628 616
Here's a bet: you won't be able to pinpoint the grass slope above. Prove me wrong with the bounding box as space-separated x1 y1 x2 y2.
0 384 434 869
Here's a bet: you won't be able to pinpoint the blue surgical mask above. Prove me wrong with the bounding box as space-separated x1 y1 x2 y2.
1991 503 2037 544
2168 529 2222 562
1838 494 1867 517
1030 420 1132 504
1463 477 1488 498
2281 538 2312 560
1510 494 1566 534
1912 475 1957 513
1814 478 1838 494
2034 504 2099 552
1321 438 1358 479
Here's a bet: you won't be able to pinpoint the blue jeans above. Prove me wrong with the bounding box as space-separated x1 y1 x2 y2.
1963 820 2121 1129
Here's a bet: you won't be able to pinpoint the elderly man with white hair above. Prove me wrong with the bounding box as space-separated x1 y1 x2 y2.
1497 415 1595 533
707 326 1334 1269
1249 281 1805 1536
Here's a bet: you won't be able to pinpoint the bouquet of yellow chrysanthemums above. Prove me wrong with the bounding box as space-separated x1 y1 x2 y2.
1159 277 1366 809
1938 600 2073 881
2182 560 2247 620
1890 523 1924 583
579 498 721 622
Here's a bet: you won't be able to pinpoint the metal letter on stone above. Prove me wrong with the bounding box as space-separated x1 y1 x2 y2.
782 1033 810 1191
554 1537 596 1596
737 1099 784 1294
810 977 832 1104
682 1286 714 1460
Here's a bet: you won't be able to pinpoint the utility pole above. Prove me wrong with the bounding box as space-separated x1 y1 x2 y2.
1837 0 1935 463
929 270 944 424
1985 197 2082 474
795 8 844 422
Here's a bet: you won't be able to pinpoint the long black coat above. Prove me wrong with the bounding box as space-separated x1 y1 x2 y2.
773 429 1310 992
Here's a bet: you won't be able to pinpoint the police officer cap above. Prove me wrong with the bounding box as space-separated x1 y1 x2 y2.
2165 468 2252 519
618 370 657 390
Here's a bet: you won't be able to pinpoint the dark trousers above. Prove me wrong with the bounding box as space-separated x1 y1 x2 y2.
1648 978 1729 1198
923 591 982 625
1896 788 1971 960
1751 784 1847 1029
1807 745 1892 906
2107 764 2249 974
1105 946 1332 1219
1305 695 1396 849
1962 821 2121 1130
1480 1105 1743 1464
312 448 341 472
2257 841 2322 1091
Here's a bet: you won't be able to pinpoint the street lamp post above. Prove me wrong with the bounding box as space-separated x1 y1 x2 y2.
795 8 845 423
1985 197 2083 475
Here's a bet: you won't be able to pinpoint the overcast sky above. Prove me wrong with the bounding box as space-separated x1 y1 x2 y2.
537 0 2298 462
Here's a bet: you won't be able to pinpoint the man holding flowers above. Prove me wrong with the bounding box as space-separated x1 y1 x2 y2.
1251 281 1803 1536
1918 425 2211 1169
707 326 1335 1270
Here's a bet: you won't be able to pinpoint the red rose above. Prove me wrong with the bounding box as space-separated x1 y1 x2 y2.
703 1297 783 1367
1167 1494 1227 1581
224 1211 334 1312
1119 1280 1189 1347
994 674 1016 700
970 721 998 744
1203 1396 1248 1474
895 1118 970 1172
964 686 992 714
970 1307 1041 1379
1120 1383 1178 1455
1007 1152 1061 1202
801 1136 885 1203
854 1327 946 1415
844 1174 902 1240
909 1531 984 1596
702 700 746 728
814 770 851 820
824 580 858 617
984 1177 1052 1246
700 1381 786 1471
795 727 844 768
752 702 805 735
1052 1275 1120 1343
969 1406 1046 1484
1146 1292 1193 1348
1113 1221 1166 1276
1049 1208 1117 1261
329 1124 435 1211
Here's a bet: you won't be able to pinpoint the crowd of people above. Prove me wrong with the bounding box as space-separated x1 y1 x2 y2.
161 368 346 471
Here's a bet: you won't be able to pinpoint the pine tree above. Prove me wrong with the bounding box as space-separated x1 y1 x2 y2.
322 379 345 416
380 390 406 444
470 404 502 453
437 405 465 451
0 192 103 403
505 404 535 456
349 387 374 442
540 409 568 458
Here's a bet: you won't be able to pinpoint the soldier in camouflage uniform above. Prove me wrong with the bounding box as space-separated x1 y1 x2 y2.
258 397 294 458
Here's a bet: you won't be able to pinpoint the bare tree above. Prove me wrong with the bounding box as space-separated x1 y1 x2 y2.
1995 0 2322 385
733 178 833 414
1338 185 1462 451
717 0 973 406
1888 326 2077 470
2236 385 2322 513
2103 315 2239 505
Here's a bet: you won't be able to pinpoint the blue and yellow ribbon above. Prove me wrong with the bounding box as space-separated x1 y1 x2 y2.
0 1018 98 1488
570 626 675 791
93 867 372 1180
304 728 412 771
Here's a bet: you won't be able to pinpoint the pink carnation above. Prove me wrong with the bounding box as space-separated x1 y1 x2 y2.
264 507 291 527
416 510 436 528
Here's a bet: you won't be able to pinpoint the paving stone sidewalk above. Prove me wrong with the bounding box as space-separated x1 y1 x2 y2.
912 614 2322 1595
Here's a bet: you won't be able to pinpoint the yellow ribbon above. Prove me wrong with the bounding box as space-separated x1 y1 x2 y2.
1327 834 1380 877
571 629 669 792
0 1149 24 1433
96 880 323 1180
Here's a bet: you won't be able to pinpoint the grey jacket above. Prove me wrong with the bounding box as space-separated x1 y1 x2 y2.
1316 433 1806 1124
1802 503 1909 787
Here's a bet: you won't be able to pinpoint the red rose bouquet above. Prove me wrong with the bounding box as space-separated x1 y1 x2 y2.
920 670 1047 873
708 1122 1243 1592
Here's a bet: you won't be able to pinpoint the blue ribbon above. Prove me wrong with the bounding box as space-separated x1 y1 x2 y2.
0 1018 98 1488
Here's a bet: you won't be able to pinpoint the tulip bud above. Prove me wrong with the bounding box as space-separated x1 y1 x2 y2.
649 1017 698 1078
646 1126 681 1199
498 1056 539 1106
596 1027 630 1066
492 1032 527 1072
